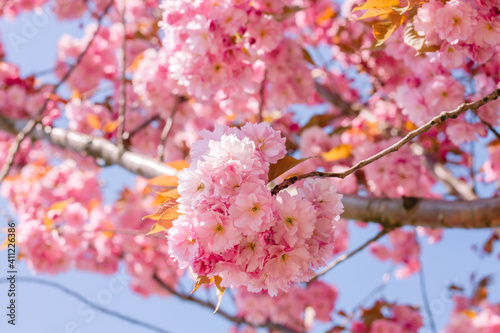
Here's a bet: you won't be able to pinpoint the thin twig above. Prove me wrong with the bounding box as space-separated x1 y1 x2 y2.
417 237 437 333
271 89 500 195
310 227 394 282
157 97 181 162
340 267 394 329
473 110 500 141
0 277 170 333
124 114 160 142
0 0 115 184
117 1 127 153
258 70 266 123
152 274 299 333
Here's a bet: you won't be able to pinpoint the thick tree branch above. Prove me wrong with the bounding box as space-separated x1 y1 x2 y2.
340 195 500 229
0 117 176 179
271 89 500 195
152 274 299 333
2 117 500 229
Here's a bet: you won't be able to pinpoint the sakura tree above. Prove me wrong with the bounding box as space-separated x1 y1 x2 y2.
1 0 500 332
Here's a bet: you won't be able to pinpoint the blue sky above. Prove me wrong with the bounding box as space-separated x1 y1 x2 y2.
0 3 499 333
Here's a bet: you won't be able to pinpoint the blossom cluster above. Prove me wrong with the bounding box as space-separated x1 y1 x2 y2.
444 295 500 332
159 0 314 109
414 0 500 67
351 302 423 333
234 280 338 331
370 229 421 278
168 122 344 295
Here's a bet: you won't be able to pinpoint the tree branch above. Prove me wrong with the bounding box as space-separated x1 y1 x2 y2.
417 237 437 333
271 89 500 195
117 1 127 153
152 274 299 333
0 0 115 183
0 277 170 333
157 97 180 162
0 116 176 179
2 116 500 229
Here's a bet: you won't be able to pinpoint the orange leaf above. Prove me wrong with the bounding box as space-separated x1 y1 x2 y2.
316 7 336 25
268 155 310 182
356 6 393 20
373 12 406 46
212 275 225 314
191 273 212 294
353 0 400 11
321 144 352 162
87 114 102 130
159 204 181 220
156 189 180 200
47 93 68 103
44 199 73 228
146 222 169 235
143 200 178 221
0 237 9 250
103 120 119 134
87 198 100 212
167 160 190 171
71 90 81 100
128 52 144 71
148 175 178 187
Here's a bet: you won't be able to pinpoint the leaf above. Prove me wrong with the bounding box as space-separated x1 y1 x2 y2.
212 275 225 314
44 199 73 228
353 0 400 11
189 273 225 314
268 155 310 182
128 52 144 71
156 189 180 200
302 48 315 65
373 12 406 46
87 114 102 130
143 200 178 221
321 144 352 162
87 198 101 212
357 6 393 20
316 7 336 25
473 276 491 303
361 300 387 327
273 6 304 21
483 233 499 254
300 114 335 133
148 175 178 187
191 274 212 294
103 120 119 134
448 284 464 292
159 204 181 220
403 20 440 53
0 237 9 250
71 90 81 100
146 222 169 235
167 160 190 171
